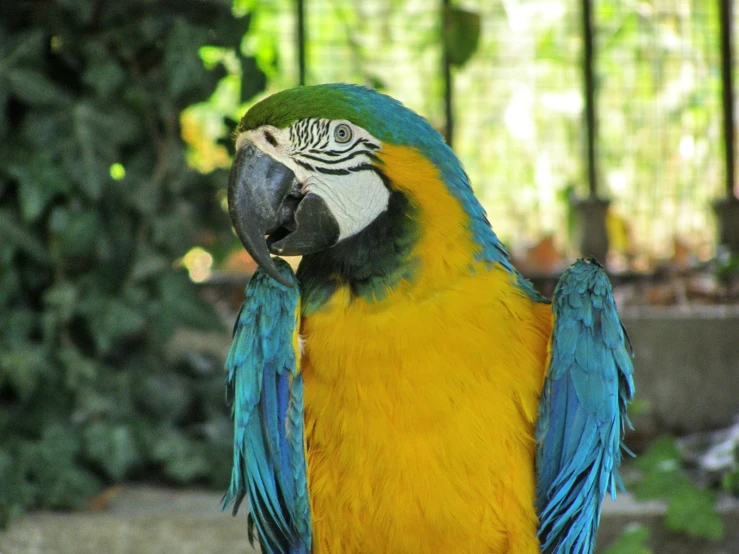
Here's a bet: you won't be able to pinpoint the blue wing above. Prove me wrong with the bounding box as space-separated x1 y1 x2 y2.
535 258 635 554
222 258 311 554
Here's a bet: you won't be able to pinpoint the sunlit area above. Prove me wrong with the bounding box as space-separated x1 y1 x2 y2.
1 1 737 553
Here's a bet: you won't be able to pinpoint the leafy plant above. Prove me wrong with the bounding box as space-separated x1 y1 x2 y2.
443 7 481 67
713 252 739 285
631 437 724 540
603 523 653 554
0 0 264 526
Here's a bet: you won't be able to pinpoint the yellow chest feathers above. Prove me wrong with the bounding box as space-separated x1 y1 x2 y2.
301 266 553 554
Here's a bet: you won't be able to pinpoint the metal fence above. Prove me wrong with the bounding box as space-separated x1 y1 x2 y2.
256 0 736 268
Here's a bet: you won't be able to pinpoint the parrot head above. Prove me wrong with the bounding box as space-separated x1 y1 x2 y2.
228 83 506 294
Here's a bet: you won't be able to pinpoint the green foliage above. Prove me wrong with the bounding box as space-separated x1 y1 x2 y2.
443 7 481 68
631 437 724 540
722 466 739 496
603 524 653 554
713 254 739 285
0 0 264 523
720 440 739 495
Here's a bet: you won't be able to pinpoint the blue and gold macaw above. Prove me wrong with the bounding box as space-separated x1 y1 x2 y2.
222 84 634 554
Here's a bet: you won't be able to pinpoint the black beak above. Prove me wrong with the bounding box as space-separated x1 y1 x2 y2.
227 141 340 286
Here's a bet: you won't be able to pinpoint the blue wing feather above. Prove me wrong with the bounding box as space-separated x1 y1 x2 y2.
535 258 635 554
222 258 311 554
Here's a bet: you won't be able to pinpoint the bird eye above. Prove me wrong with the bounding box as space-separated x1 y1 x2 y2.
334 123 352 144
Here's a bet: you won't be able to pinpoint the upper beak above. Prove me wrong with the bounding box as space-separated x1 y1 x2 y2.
227 141 340 286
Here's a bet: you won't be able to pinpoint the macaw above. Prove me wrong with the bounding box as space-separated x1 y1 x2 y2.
222 84 635 554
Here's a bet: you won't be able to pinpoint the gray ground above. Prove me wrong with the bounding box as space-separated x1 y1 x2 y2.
0 487 736 554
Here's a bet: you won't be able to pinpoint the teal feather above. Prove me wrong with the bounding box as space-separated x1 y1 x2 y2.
222 258 311 554
535 258 635 554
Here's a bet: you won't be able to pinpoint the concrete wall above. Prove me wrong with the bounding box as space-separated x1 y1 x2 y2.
622 306 739 434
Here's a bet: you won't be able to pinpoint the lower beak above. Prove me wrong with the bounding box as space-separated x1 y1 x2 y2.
227 141 340 286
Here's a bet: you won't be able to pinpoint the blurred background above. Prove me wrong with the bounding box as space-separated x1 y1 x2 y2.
0 0 737 553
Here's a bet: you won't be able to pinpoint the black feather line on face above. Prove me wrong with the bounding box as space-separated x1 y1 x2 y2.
312 166 350 176
312 137 369 156
295 159 315 172
296 148 377 166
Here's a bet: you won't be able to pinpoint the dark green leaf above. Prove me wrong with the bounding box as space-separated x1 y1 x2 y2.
633 437 725 540
83 61 126 98
83 422 141 481
6 152 72 221
444 8 480 67
86 298 147 354
7 68 71 106
136 372 192 422
0 208 50 264
164 19 212 99
59 346 98 389
151 428 209 483
0 344 50 400
603 524 653 554
58 211 100 259
157 270 222 331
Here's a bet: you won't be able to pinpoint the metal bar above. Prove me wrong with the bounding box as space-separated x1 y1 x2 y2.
297 0 306 85
720 0 736 198
581 0 597 197
442 0 453 147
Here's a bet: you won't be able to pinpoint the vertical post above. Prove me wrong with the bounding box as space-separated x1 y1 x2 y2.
442 0 454 147
582 0 597 197
720 0 735 199
572 0 610 262
713 0 739 254
297 0 306 85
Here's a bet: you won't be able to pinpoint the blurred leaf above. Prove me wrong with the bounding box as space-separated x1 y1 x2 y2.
603 524 653 554
444 7 480 67
83 423 141 481
0 208 49 264
20 424 102 509
70 104 114 199
664 483 724 540
131 244 169 282
152 428 209 483
56 0 95 25
59 346 98 389
1 308 36 348
90 298 147 354
44 281 78 322
83 61 126 98
240 55 267 102
0 28 42 60
0 447 34 527
633 437 725 540
722 466 739 495
165 19 214 99
6 68 71 105
0 344 50 400
7 155 71 221
58 210 100 259
157 270 222 331
136 372 192 422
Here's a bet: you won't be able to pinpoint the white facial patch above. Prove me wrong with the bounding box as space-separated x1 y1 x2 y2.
234 119 390 241
301 171 389 239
